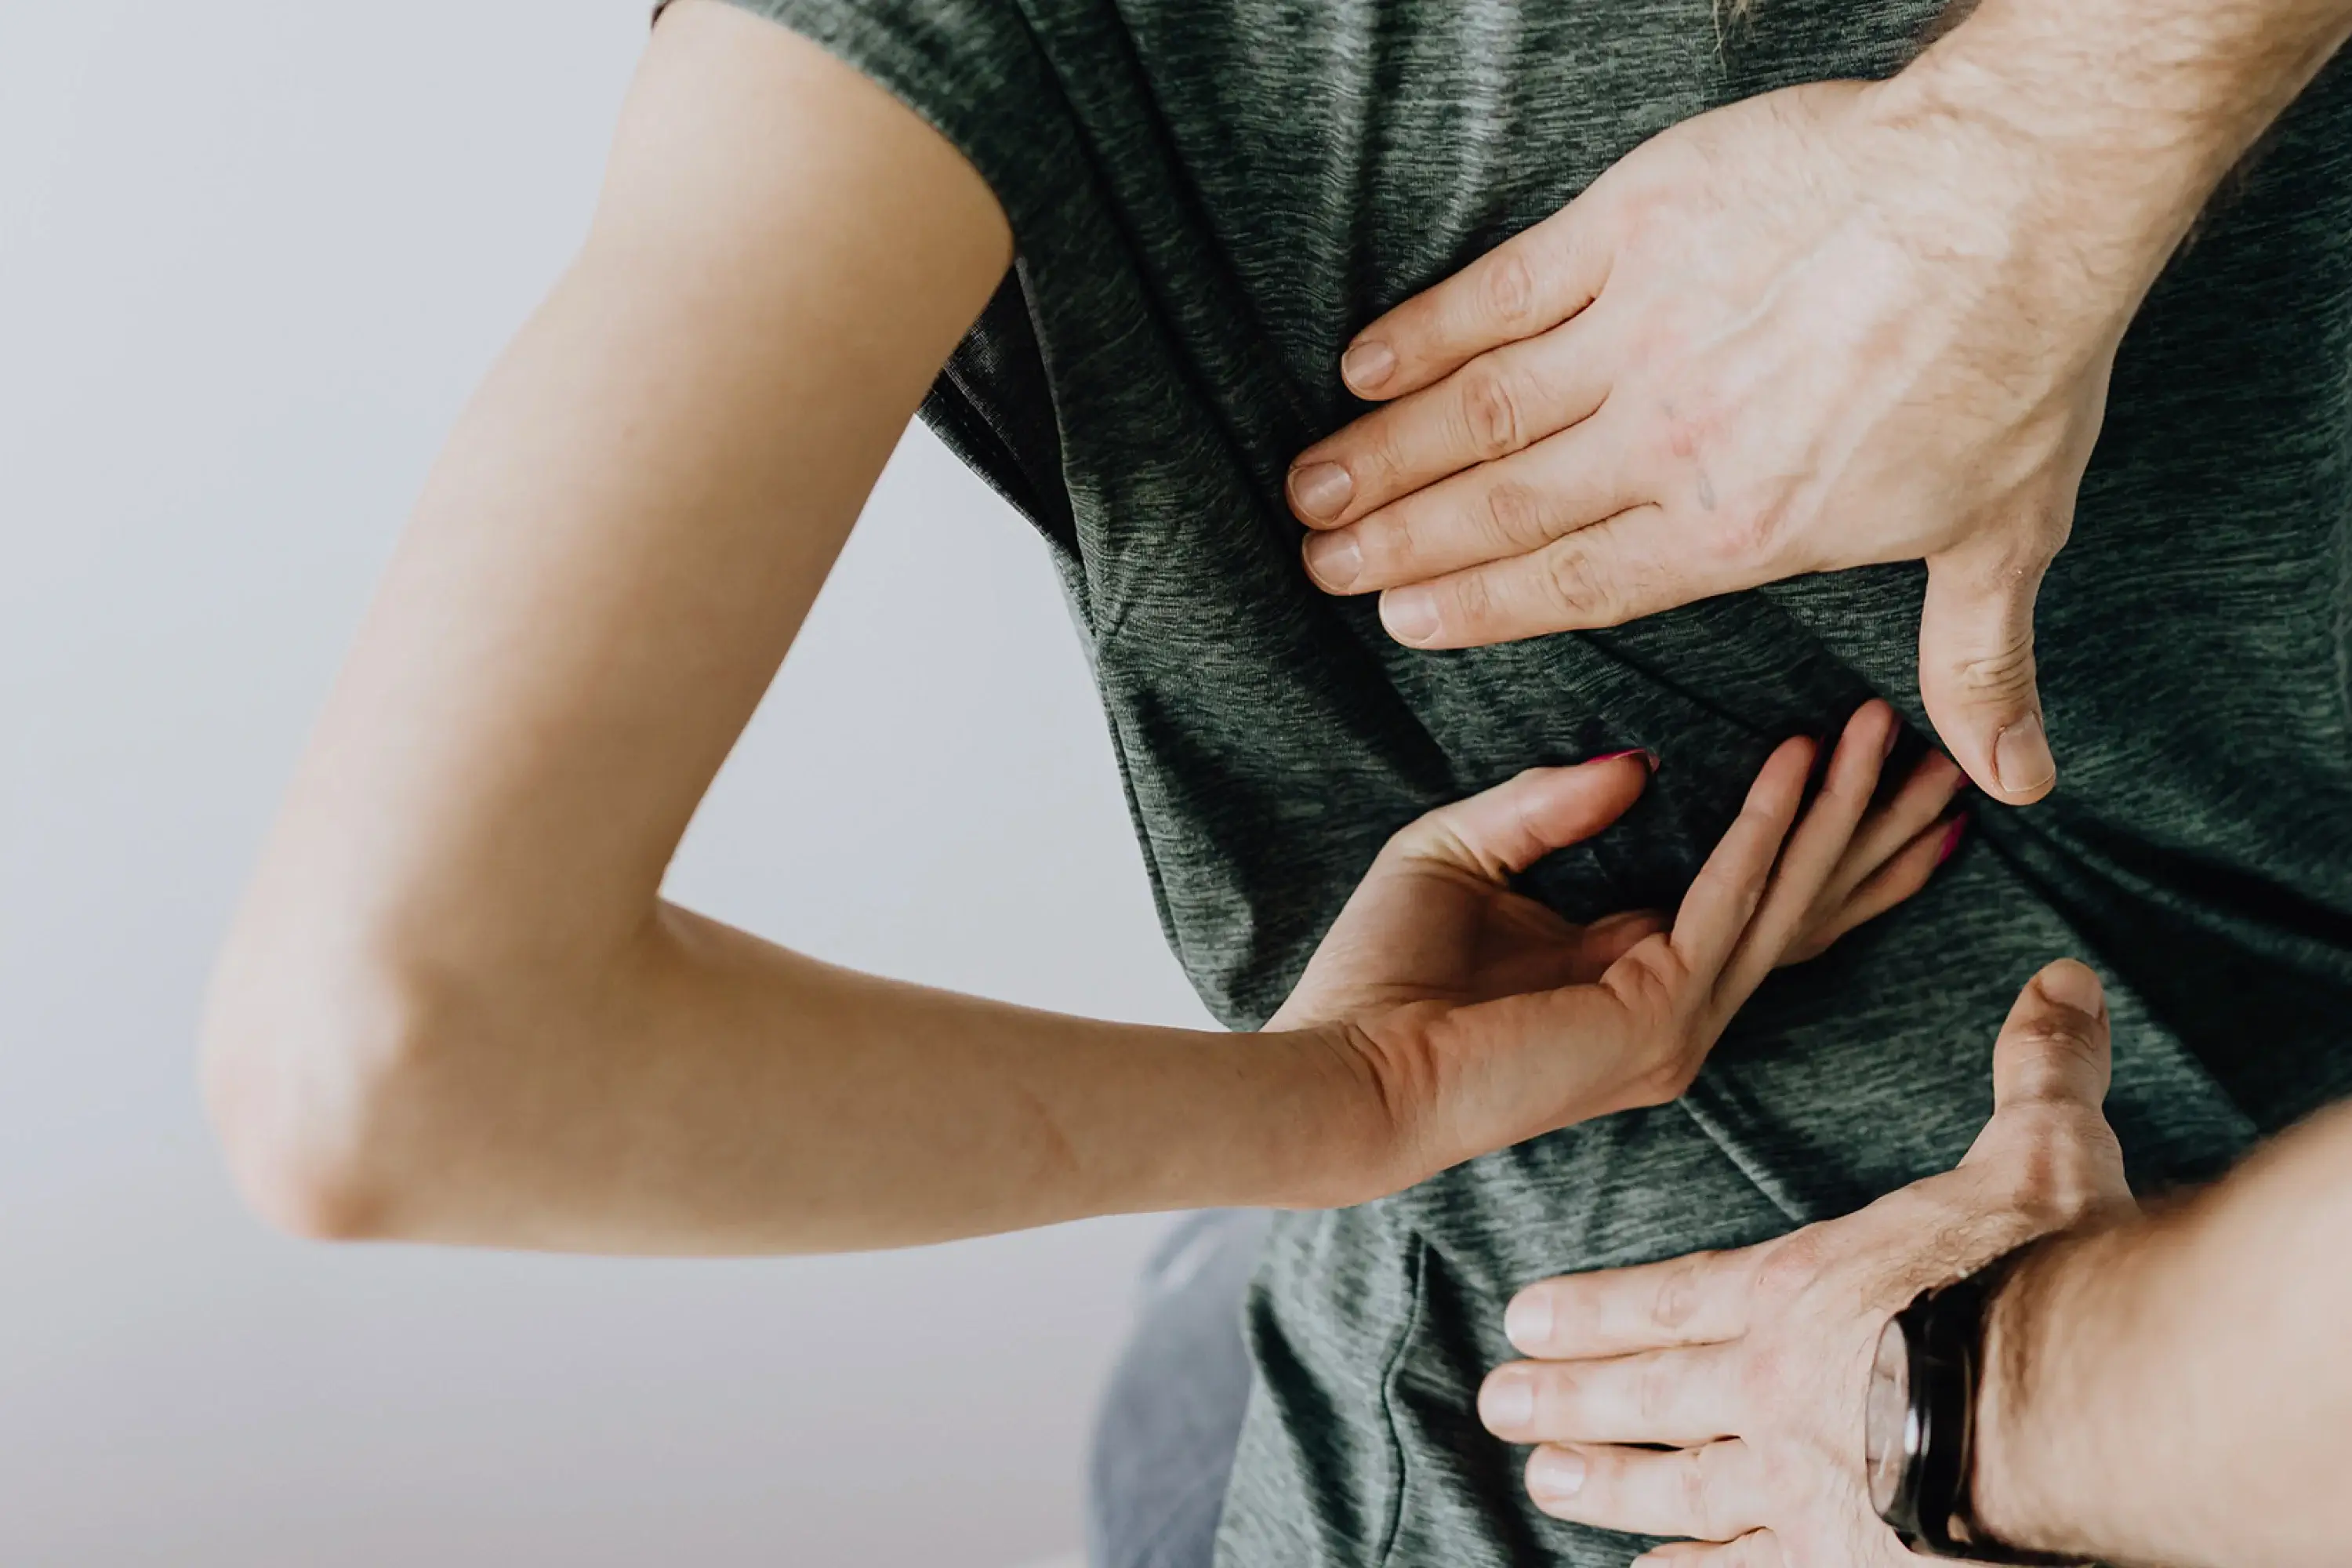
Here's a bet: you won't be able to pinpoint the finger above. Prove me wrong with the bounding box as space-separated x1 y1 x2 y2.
1479 1345 1742 1448
1290 319 1615 532
1918 537 2059 806
1632 1530 1785 1568
1338 209 1610 401
1523 1440 1767 1541
1806 748 1969 917
1658 737 1814 982
1569 908 1674 982
1503 1247 1755 1359
1986 959 2111 1114
1712 702 1905 1004
1958 959 2132 1211
1385 751 1655 883
1376 503 1773 648
1302 414 1641 595
1780 810 1962 963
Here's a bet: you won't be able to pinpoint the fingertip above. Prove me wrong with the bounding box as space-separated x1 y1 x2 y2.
1749 735 1817 801
1504 1286 1555 1353
2034 957 2106 1020
1992 713 2057 800
1341 338 1397 397
1934 814 1969 868
1380 585 1443 645
1301 528 1363 592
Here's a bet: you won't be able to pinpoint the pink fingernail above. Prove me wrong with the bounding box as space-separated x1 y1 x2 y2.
1936 816 1969 867
1590 747 1659 772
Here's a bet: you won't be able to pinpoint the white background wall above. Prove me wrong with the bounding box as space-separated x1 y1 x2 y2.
0 3 1217 1563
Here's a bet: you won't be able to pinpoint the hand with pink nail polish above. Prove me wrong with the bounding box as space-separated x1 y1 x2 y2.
1271 702 1966 1195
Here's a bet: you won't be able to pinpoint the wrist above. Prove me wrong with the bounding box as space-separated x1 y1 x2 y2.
1869 0 2352 316
1972 1230 2106 1555
1250 1022 1428 1209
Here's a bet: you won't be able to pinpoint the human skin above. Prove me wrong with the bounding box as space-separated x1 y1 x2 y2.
1969 1097 2352 1568
1480 965 2352 1568
1287 0 2352 808
199 2 1962 1254
1475 960 2136 1568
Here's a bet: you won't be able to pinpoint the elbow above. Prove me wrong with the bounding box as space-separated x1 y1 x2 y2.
200 924 460 1243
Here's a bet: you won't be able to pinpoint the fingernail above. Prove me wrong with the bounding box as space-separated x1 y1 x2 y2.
1302 531 1362 591
1993 713 2056 797
1504 1290 1554 1350
1588 747 1658 772
1341 339 1396 393
2038 959 2105 1016
1935 815 1969 867
1288 461 1354 521
1381 586 1441 644
1526 1447 1588 1502
1479 1370 1535 1432
1882 720 1902 761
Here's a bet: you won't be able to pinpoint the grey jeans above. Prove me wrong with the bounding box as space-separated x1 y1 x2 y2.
1084 1210 1271 1568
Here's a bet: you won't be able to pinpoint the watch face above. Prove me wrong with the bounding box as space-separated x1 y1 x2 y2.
1864 1314 1915 1519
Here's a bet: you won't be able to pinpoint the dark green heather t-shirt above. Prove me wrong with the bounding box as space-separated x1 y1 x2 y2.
672 0 2352 1562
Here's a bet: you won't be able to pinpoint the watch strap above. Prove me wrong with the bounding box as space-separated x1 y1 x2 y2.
1887 1247 2089 1566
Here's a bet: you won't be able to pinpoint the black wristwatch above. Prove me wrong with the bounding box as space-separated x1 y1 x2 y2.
1864 1247 2089 1565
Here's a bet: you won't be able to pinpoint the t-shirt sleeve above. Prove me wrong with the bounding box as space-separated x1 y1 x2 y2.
648 0 1074 243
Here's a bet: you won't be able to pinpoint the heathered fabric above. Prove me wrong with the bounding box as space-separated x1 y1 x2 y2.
663 1 2352 1562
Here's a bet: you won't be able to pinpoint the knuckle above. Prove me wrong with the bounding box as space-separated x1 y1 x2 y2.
1449 568 1497 633
1357 423 1406 491
1635 1357 1676 1424
1458 365 1526 461
1542 542 1621 626
2002 1021 2104 1101
1949 633 2038 703
1483 248 1541 332
1753 1231 1826 1301
1483 479 1554 551
1679 1449 1716 1531
1710 496 1788 564
1649 1254 1705 1330
1356 514 1421 583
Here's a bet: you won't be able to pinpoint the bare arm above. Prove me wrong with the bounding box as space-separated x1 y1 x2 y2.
201 3 1373 1253
200 2 1948 1258
1974 1098 2352 1568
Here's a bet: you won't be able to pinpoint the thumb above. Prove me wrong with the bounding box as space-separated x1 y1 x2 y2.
1988 958 2112 1114
1918 537 2058 807
1385 751 1653 883
1961 959 2132 1210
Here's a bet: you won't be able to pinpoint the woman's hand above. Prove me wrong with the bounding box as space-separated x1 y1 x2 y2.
1285 71 2160 809
1272 700 1966 1194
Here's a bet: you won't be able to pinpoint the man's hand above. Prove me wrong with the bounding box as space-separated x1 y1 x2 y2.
1474 960 2131 1566
1287 78 2125 806
1272 701 1965 1197
1287 0 2352 808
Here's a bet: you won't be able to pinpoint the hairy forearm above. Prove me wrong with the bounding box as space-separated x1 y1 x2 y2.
1877 0 2352 308
1973 1100 2352 1567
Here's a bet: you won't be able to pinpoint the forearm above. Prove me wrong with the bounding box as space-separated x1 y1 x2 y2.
195 11 1396 1257
1973 1099 2352 1567
249 899 1387 1254
1874 0 2352 311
